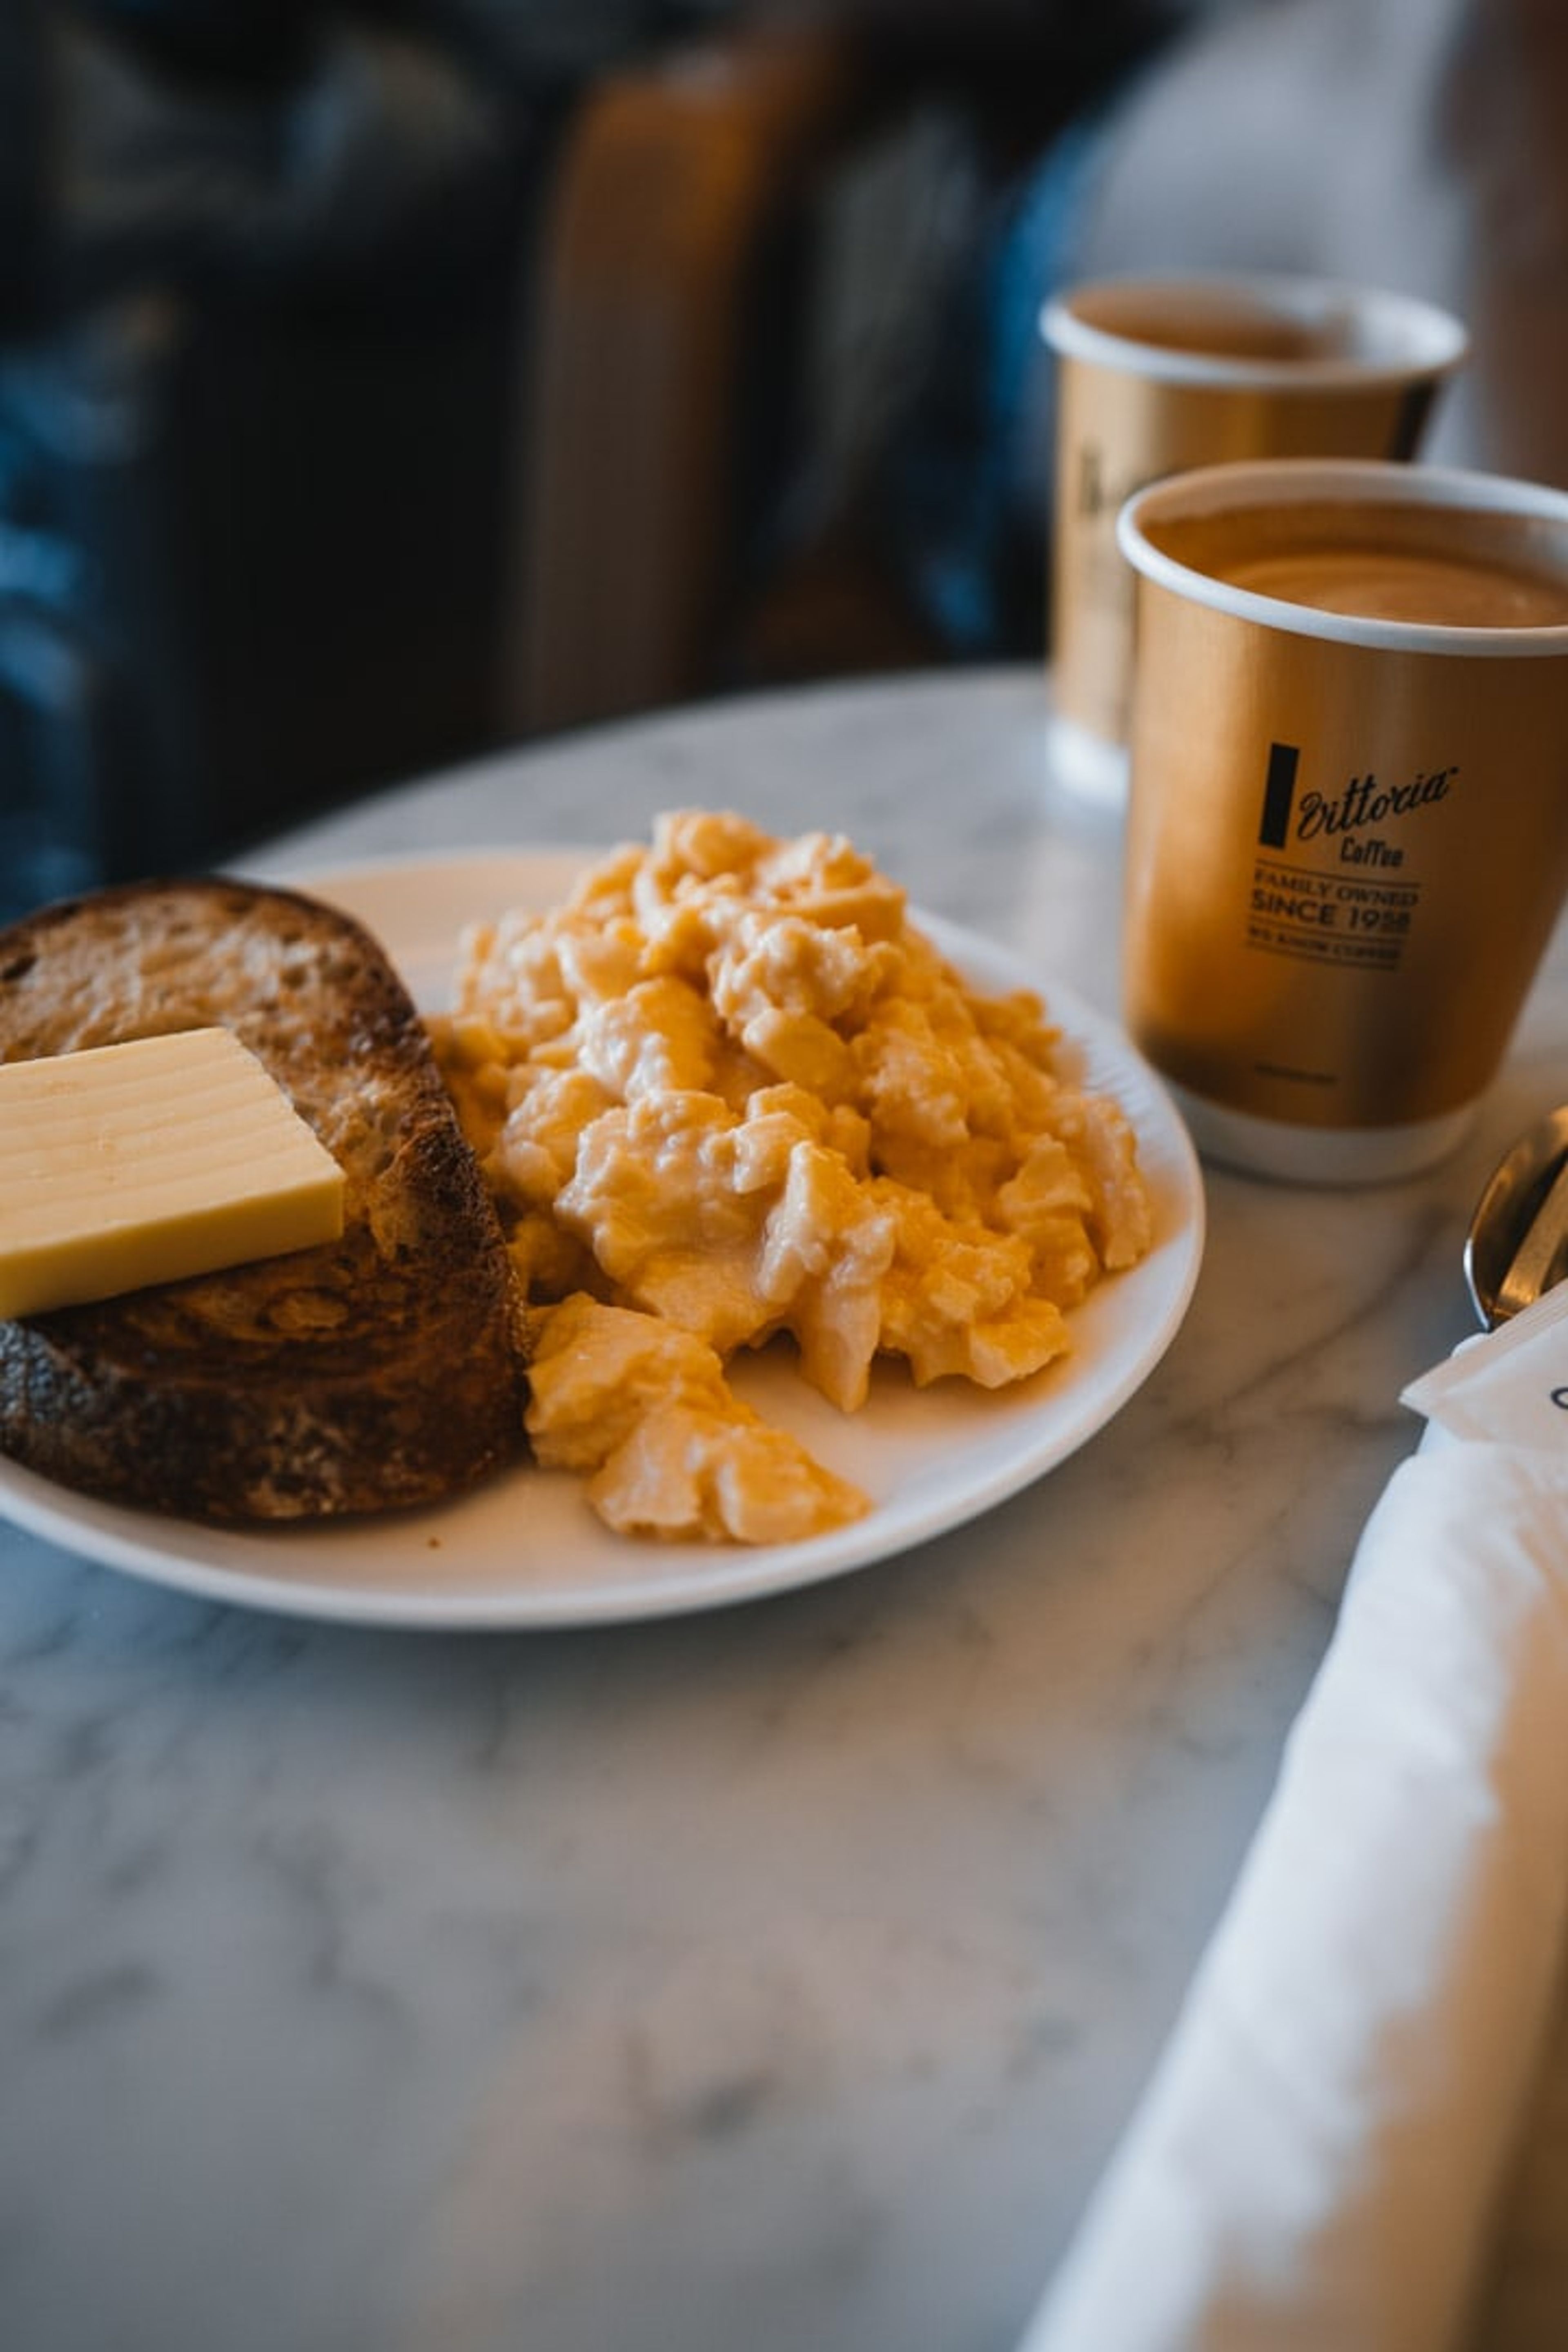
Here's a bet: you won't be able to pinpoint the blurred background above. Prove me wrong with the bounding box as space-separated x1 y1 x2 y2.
3 0 1565 918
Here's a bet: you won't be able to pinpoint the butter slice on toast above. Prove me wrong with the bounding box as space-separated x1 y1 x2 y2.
0 1027 346 1318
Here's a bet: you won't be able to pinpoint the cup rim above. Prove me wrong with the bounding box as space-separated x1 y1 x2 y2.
1040 270 1469 390
1116 458 1568 655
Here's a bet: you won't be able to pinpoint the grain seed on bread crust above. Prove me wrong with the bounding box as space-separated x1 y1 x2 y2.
0 879 530 1522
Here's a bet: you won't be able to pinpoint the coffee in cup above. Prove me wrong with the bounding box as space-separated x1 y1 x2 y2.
1116 459 1568 1183
1040 274 1469 797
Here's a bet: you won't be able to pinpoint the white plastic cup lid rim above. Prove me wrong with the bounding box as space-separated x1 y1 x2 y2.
1116 457 1568 657
1040 270 1470 392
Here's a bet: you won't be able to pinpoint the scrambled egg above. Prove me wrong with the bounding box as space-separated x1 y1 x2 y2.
523 1294 869 1544
430 811 1152 1544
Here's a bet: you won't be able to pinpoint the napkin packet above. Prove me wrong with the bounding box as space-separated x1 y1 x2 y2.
1403 1281 1568 1451
1017 1287 1568 2352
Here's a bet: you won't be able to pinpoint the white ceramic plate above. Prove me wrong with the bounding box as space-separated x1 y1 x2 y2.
0 852 1205 1627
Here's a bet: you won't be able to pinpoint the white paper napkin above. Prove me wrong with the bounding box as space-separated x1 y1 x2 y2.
1017 1293 1568 2352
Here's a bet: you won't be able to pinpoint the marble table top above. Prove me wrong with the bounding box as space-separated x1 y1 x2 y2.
5 666 1567 2352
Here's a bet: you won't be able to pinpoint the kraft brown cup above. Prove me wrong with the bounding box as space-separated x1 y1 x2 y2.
1117 459 1568 1184
1041 274 1469 800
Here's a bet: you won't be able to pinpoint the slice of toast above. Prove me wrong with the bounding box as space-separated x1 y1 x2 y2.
0 878 529 1521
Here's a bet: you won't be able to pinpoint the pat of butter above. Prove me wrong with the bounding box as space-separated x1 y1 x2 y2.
0 1027 345 1317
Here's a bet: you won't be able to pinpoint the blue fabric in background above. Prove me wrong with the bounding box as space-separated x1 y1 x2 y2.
880 106 1116 661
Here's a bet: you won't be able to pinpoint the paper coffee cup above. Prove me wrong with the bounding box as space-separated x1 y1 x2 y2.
1041 274 1468 796
1117 459 1568 1184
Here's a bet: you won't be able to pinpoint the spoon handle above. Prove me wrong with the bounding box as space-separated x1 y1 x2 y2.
1495 1156 1568 1318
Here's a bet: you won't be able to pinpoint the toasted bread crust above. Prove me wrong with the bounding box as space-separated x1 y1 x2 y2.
0 879 528 1521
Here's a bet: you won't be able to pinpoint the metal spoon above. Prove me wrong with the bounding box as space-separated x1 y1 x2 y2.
1463 1106 1568 1327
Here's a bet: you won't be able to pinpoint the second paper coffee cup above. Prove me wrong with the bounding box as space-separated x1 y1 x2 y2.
1041 273 1468 798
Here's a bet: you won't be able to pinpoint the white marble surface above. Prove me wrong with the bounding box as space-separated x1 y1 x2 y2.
4 666 1567 2352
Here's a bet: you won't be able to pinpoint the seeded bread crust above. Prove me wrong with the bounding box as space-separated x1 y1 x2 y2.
0 879 529 1521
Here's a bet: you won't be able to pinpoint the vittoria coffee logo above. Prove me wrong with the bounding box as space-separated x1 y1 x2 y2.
1257 740 1455 869
1077 444 1160 523
1258 742 1299 849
